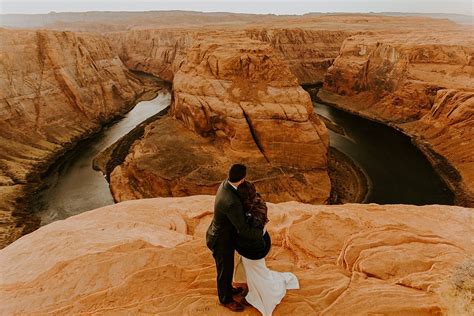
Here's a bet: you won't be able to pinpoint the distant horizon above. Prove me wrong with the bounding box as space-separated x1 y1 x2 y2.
1 0 473 16
2 10 473 17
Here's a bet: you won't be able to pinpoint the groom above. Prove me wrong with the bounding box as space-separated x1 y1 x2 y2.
206 164 263 312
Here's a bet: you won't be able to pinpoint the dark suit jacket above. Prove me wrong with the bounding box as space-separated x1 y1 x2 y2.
206 180 263 253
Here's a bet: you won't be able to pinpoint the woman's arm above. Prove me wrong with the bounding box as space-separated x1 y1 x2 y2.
226 201 263 240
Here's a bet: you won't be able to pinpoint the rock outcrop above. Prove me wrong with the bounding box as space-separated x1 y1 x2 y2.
0 29 158 248
1 196 472 314
318 31 474 206
109 36 331 204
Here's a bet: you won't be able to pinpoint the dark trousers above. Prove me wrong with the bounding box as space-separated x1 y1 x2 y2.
212 247 234 304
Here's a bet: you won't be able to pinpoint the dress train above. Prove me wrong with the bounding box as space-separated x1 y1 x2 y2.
235 255 299 316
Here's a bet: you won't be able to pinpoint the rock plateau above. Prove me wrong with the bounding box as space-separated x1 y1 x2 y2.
0 196 472 315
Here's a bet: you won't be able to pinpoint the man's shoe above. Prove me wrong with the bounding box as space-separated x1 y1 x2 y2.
221 300 244 312
231 287 244 295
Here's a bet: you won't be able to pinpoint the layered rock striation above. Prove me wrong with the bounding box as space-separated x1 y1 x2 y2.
107 28 353 85
0 29 157 248
0 196 472 314
106 29 196 82
109 36 331 204
246 29 351 84
319 31 474 206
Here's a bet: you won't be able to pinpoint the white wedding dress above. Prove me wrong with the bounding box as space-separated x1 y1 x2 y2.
234 255 300 316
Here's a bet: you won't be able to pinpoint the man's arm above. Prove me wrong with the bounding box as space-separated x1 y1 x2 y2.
226 201 263 240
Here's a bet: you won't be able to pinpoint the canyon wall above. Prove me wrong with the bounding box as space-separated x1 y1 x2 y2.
319 31 474 206
246 29 351 84
0 29 155 248
107 28 353 85
406 89 474 205
109 36 331 204
106 29 196 82
1 196 472 314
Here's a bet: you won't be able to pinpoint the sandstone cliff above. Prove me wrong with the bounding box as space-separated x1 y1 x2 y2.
318 31 474 206
1 196 472 314
106 29 196 82
0 29 156 248
109 36 331 204
246 29 351 84
108 28 353 85
406 89 474 205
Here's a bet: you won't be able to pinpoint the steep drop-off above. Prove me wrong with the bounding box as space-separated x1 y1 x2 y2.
1 196 472 314
319 31 474 206
109 36 331 204
106 29 196 82
0 29 157 248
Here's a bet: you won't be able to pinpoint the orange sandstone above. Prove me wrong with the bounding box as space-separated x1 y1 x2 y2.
0 28 156 247
0 196 472 314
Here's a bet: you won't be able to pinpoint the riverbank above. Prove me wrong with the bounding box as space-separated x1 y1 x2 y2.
304 84 454 205
94 106 367 206
0 72 166 248
34 80 171 226
304 85 368 204
328 147 368 204
93 107 169 183
316 89 465 206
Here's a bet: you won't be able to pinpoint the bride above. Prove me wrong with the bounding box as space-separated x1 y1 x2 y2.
233 180 299 316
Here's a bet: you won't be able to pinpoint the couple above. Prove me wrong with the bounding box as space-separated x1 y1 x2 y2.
206 164 299 315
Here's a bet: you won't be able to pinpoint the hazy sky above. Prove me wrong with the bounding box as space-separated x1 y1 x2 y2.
1 0 473 15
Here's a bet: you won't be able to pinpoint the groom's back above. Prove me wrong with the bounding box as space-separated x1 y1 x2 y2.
206 180 239 249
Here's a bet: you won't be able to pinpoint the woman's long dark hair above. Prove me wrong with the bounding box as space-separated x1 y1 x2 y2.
237 181 268 228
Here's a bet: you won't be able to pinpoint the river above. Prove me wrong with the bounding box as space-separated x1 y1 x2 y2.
35 90 453 226
36 92 171 225
313 101 454 205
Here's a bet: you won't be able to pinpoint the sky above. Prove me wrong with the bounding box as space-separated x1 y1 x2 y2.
1 0 473 15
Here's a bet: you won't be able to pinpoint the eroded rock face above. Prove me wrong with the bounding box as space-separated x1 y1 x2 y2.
406 89 474 205
172 37 329 167
106 29 196 82
246 29 351 84
107 28 352 85
109 37 330 204
0 29 151 248
319 31 474 206
0 196 472 314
